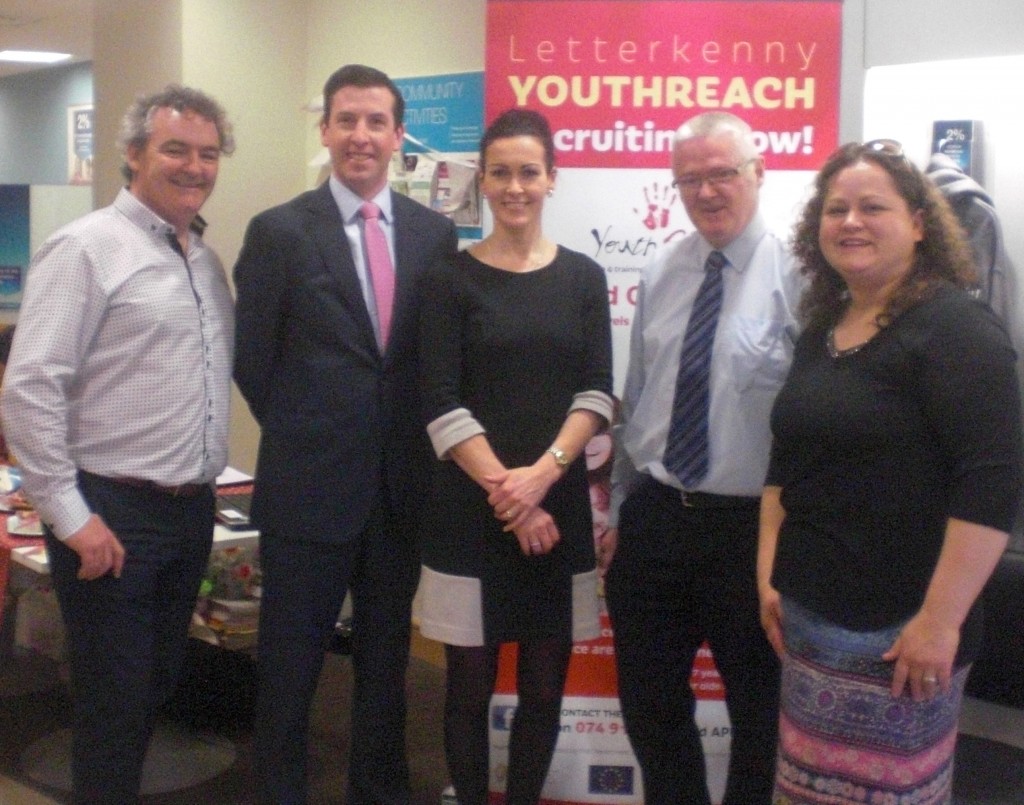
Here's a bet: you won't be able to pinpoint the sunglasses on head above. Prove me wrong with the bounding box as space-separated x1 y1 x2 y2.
861 139 906 159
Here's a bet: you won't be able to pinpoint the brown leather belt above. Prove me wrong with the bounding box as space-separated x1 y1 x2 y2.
106 476 210 498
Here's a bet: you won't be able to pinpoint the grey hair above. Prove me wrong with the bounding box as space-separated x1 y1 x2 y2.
672 111 759 162
118 84 235 181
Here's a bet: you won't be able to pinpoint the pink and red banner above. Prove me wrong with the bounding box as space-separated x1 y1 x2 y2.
483 4 842 801
486 0 841 170
491 614 730 804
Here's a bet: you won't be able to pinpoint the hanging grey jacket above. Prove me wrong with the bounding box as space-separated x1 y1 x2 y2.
928 154 1024 545
926 152 1016 321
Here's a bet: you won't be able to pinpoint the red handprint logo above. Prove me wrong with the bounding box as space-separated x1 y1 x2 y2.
634 182 687 242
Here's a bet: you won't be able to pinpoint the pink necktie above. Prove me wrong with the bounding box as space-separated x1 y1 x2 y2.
359 201 395 348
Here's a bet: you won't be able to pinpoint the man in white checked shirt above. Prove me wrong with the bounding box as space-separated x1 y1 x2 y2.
601 112 803 805
2 85 235 804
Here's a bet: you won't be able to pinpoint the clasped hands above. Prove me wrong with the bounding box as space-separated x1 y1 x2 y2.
485 464 561 556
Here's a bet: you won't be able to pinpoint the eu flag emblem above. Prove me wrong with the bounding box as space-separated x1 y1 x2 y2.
588 764 634 795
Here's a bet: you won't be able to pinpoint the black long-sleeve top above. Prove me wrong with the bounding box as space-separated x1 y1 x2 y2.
768 284 1022 659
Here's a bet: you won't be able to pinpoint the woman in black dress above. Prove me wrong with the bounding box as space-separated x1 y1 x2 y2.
418 109 613 804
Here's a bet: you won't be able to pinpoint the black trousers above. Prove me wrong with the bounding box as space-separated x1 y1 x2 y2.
253 492 422 805
46 472 214 805
605 478 779 805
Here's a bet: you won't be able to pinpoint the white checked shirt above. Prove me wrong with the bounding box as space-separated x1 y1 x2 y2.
1 188 235 540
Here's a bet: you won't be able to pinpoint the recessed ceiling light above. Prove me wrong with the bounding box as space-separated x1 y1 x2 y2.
0 50 72 64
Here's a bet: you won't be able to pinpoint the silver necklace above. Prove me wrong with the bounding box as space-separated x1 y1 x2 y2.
826 327 868 359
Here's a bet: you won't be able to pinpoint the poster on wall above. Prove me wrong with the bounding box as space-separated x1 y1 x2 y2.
492 614 730 805
931 119 981 179
308 72 484 240
0 185 30 311
484 2 842 803
486 0 838 170
392 72 485 241
68 104 94 186
487 0 841 393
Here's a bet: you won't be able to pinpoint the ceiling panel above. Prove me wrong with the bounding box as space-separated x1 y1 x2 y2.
0 0 93 79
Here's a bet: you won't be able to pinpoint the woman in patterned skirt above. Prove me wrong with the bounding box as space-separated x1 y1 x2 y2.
758 140 1022 804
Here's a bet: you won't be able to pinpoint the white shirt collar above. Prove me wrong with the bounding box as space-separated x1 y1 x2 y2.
327 175 394 225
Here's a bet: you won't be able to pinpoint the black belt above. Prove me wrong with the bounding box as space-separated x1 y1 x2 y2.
680 490 760 509
84 471 210 498
645 477 759 509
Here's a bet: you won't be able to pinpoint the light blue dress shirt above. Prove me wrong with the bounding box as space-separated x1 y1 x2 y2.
609 213 803 524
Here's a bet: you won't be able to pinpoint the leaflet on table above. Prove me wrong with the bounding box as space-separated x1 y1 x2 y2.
0 464 31 512
216 466 253 486
7 510 42 536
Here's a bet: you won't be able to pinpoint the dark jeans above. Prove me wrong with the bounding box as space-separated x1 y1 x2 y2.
45 471 214 805
605 478 779 805
254 493 422 805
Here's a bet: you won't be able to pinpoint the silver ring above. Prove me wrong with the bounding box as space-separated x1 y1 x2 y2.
529 541 541 549
923 675 938 684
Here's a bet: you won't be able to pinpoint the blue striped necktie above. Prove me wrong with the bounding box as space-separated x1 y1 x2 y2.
663 250 727 487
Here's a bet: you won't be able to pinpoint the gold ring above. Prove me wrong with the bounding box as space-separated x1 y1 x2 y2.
923 675 937 684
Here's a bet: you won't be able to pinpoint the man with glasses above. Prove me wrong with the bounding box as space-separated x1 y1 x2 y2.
601 111 803 804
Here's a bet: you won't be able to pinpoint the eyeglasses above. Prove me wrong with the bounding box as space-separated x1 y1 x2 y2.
672 158 757 192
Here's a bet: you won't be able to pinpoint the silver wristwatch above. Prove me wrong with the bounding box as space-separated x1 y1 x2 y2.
546 446 570 468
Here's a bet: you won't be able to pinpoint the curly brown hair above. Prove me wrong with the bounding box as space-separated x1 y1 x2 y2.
793 141 975 331
118 85 235 182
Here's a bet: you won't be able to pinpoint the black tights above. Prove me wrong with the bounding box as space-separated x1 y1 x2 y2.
444 637 572 805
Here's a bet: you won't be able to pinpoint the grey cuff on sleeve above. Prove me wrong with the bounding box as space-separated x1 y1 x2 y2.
569 390 615 428
427 407 487 459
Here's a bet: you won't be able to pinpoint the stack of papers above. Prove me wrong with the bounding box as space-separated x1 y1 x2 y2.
7 511 43 537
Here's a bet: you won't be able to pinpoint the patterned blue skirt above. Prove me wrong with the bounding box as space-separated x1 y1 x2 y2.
774 599 968 805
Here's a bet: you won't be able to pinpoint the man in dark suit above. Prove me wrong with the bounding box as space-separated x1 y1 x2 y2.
233 64 458 805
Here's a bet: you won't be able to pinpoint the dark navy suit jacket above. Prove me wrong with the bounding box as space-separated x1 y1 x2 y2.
233 183 458 542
